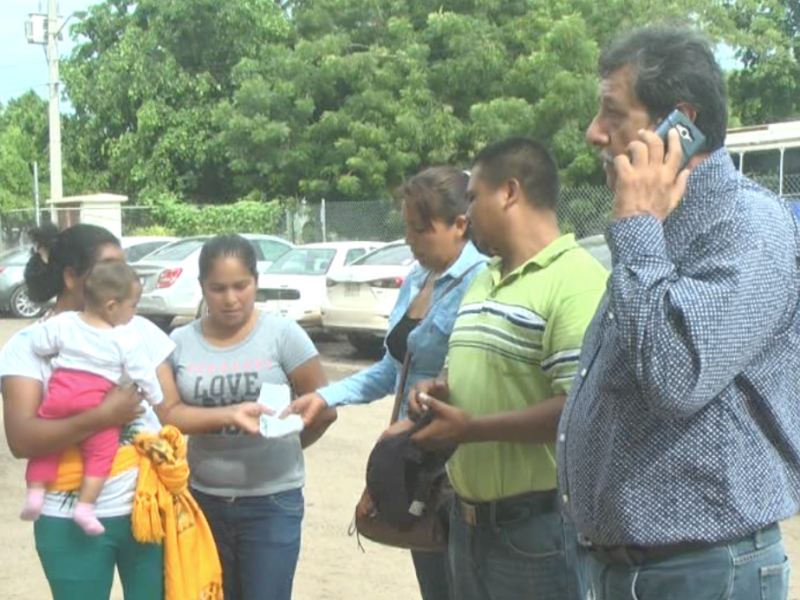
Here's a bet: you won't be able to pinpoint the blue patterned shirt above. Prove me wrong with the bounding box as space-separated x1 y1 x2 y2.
558 148 800 546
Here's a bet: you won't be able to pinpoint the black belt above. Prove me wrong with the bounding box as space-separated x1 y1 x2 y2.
582 540 713 566
456 490 557 527
579 523 779 566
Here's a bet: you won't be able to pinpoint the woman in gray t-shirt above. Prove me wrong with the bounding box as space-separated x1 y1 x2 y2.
170 235 336 600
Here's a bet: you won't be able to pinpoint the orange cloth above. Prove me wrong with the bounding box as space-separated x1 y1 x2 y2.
48 426 223 600
46 445 139 492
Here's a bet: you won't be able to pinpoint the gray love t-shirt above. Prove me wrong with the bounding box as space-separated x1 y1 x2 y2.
170 312 317 497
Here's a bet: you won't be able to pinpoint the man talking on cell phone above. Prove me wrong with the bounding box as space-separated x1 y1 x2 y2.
558 26 800 600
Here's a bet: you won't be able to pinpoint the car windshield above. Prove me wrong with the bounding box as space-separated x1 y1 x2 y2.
354 244 414 266
266 248 337 275
143 238 206 262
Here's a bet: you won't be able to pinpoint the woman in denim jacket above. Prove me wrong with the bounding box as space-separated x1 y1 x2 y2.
290 166 486 600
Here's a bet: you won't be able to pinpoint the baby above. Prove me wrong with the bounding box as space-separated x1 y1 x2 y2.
21 260 164 536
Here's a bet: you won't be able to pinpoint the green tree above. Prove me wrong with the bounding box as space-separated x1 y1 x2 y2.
219 0 725 202
52 0 798 219
62 0 291 201
0 92 49 210
0 126 34 211
715 0 800 124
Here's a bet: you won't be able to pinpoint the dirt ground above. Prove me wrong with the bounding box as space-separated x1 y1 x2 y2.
1 317 800 599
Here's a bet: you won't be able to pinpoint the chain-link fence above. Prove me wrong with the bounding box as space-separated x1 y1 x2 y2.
0 206 171 252
0 208 40 250
788 174 800 200
752 173 800 200
2 174 800 252
302 190 614 242
0 204 289 251
296 199 404 244
559 186 613 238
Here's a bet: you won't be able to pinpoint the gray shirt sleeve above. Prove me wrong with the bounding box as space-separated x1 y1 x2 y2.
278 319 319 375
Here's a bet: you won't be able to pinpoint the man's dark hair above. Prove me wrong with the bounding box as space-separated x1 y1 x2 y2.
599 26 727 151
472 137 560 211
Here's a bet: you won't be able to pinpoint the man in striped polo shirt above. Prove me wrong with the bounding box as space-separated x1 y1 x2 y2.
410 137 607 600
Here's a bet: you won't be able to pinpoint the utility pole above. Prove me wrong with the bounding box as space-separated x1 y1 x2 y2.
46 0 63 203
25 2 65 206
33 161 41 226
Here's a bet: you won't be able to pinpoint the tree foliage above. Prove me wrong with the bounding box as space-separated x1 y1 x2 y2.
0 0 781 214
714 0 800 125
0 92 49 210
141 192 284 236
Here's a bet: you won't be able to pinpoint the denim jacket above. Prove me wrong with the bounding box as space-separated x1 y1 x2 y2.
318 241 487 419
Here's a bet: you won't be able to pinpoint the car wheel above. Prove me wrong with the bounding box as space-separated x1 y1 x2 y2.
9 286 44 319
347 333 385 357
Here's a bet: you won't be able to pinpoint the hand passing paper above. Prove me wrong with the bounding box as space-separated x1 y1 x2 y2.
258 383 304 439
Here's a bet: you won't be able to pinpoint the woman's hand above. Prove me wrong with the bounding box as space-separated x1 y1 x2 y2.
282 392 329 428
229 402 272 435
300 405 338 449
98 385 144 427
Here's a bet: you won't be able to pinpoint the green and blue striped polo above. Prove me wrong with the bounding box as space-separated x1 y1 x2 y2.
446 233 607 501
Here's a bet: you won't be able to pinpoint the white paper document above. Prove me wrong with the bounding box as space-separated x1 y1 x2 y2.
257 382 304 439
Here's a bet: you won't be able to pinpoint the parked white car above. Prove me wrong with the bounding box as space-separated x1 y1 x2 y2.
321 241 415 353
121 236 177 263
255 241 383 327
133 234 293 328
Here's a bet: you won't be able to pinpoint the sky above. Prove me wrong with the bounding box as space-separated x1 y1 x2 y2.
0 0 89 105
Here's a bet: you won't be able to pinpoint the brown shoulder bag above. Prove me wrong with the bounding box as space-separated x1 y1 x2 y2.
350 352 451 552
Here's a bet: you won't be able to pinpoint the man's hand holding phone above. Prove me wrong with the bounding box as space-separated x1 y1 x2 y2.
612 127 692 222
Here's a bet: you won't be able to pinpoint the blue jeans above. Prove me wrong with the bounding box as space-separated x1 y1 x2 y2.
412 549 452 600
576 523 790 600
192 487 304 600
448 493 570 600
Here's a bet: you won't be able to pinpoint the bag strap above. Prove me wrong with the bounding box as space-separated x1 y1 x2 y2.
442 261 481 296
387 260 483 426
389 352 413 425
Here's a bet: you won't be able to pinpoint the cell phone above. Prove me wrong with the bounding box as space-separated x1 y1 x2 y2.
654 109 706 170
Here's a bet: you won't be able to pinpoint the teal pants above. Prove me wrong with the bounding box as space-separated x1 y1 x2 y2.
34 515 164 600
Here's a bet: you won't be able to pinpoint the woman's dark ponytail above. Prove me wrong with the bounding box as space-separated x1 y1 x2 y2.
24 223 120 303
25 224 63 302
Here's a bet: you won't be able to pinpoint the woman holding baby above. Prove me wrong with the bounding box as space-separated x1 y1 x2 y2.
1 226 334 600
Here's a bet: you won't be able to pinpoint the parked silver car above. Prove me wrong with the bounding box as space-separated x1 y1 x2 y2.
0 246 44 319
121 236 177 263
133 234 293 328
